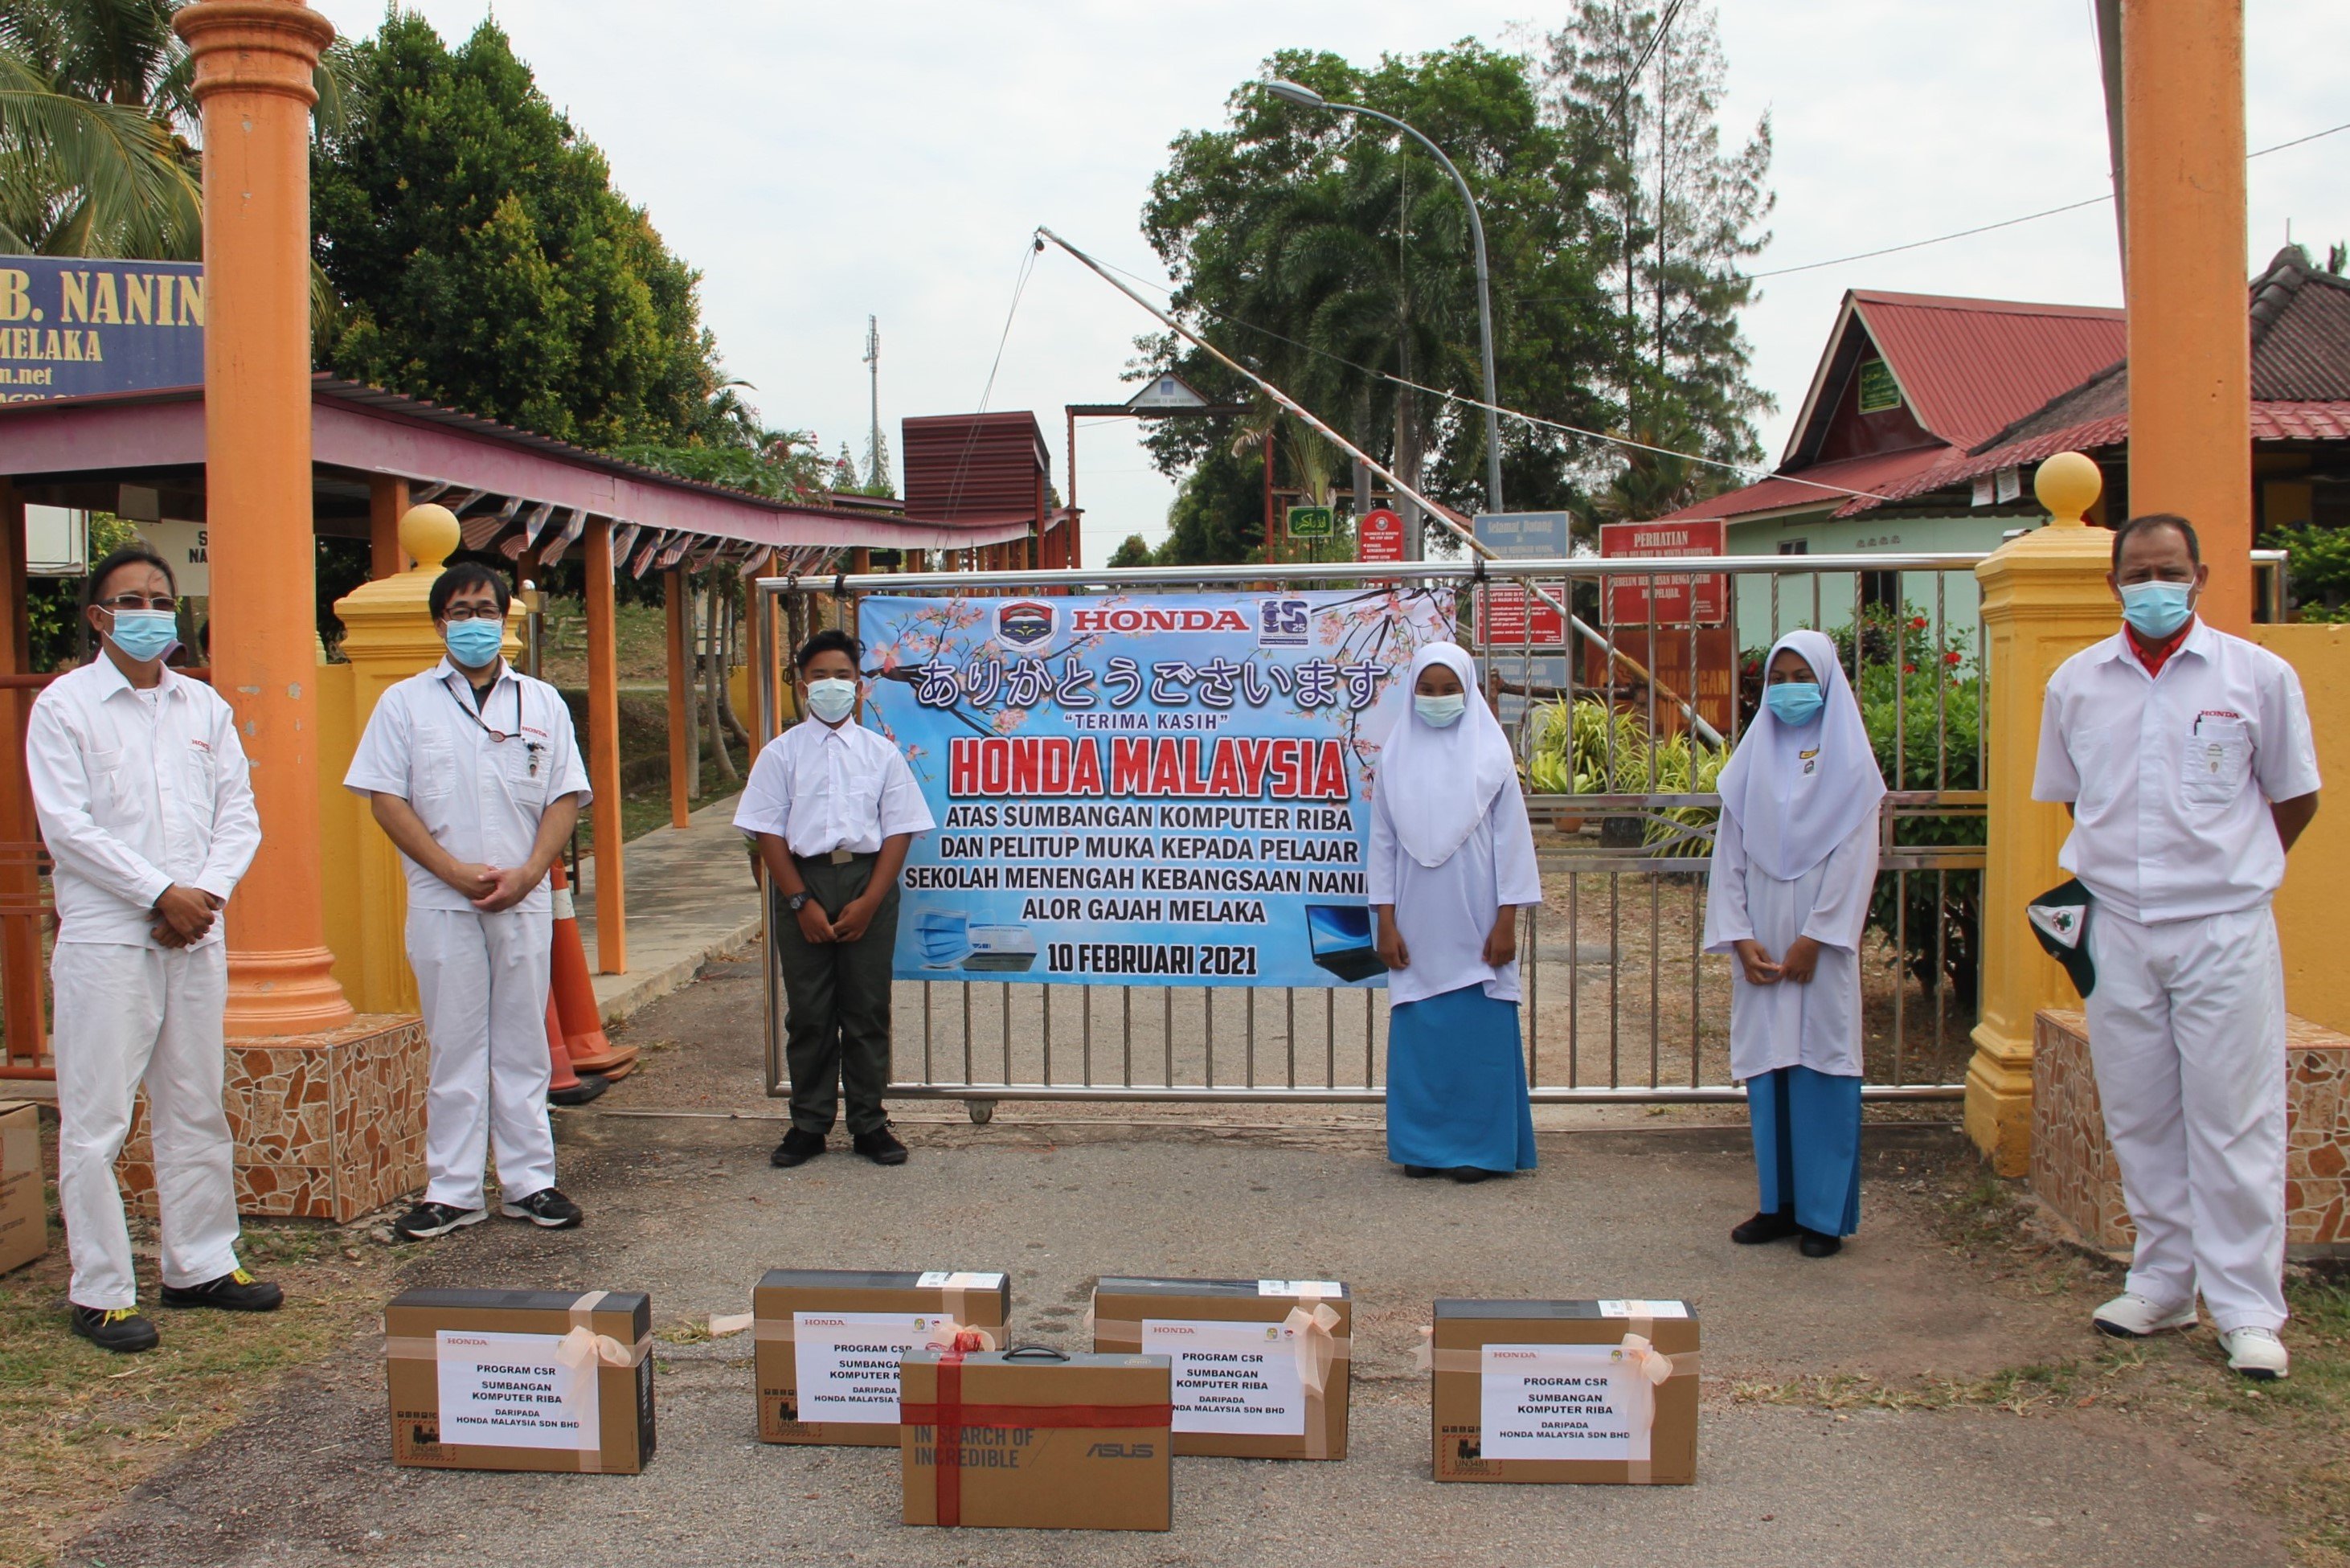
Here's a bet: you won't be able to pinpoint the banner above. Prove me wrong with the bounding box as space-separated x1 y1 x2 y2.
0 258 203 401
858 588 1453 987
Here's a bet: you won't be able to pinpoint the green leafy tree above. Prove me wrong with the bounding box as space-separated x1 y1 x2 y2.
1106 534 1154 569
1545 1 1773 485
312 14 729 449
1140 43 1630 562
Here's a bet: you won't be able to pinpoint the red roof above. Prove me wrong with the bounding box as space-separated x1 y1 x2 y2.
1838 292 2125 452
1660 447 1951 523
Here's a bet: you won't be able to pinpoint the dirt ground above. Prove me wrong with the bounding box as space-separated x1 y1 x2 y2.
10 946 2340 1567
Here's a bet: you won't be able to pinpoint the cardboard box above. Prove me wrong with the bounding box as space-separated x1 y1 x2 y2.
1091 1276 1349 1460
385 1288 655 1474
753 1268 1012 1445
0 1102 43 1276
900 1347 1172 1530
1430 1298 1698 1484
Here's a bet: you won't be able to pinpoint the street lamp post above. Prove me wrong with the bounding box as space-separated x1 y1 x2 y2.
1265 78 1505 520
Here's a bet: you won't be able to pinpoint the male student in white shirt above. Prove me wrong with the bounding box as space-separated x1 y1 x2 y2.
27 545 273 1353
735 628 933 1169
2033 512 2321 1381
345 561 592 1241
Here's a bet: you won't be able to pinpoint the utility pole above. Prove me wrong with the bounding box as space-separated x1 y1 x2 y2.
862 315 893 496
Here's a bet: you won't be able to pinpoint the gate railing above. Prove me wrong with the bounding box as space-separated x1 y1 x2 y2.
747 551 2270 1114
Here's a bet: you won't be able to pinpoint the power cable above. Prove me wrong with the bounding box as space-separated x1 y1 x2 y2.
1753 119 2350 280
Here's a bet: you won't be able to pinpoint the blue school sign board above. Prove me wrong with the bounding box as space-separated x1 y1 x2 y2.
0 257 204 401
858 589 1451 987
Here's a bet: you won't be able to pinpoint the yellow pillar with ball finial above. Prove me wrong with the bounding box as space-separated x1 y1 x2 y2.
1963 452 2115 1174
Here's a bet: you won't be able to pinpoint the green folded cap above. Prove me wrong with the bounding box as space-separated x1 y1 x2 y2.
2027 878 2095 998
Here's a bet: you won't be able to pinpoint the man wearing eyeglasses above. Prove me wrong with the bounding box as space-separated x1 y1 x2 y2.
345 562 592 1242
27 545 272 1353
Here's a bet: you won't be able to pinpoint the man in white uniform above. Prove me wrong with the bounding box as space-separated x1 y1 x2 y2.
28 545 276 1353
2033 513 2320 1380
346 562 592 1241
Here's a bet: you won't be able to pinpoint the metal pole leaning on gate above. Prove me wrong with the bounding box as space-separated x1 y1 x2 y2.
1033 226 1723 746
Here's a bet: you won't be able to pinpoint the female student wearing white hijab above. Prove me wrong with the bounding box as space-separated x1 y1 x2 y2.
1369 643 1545 1181
1703 629 1885 1256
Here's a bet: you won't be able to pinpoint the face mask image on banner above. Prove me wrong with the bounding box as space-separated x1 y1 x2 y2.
914 911 973 968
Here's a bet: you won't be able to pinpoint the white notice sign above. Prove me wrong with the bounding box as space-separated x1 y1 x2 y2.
1479 1342 1651 1463
914 1271 1005 1291
1596 1299 1689 1320
792 1311 962 1424
434 1329 599 1451
1143 1317 1308 1436
1257 1279 1343 1298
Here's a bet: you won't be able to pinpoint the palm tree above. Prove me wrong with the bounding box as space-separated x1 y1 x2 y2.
0 0 352 260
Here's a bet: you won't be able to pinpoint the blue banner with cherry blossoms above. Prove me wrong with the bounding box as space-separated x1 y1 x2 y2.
857 587 1451 986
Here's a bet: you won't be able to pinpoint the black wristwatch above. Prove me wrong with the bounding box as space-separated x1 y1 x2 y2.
786 892 811 912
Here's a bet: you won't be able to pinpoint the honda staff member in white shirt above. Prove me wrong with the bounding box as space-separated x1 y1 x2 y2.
346 561 591 1242
28 546 273 1353
2033 513 2321 1380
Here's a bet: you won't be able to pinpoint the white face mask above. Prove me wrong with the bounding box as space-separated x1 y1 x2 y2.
1414 693 1467 728
805 677 858 723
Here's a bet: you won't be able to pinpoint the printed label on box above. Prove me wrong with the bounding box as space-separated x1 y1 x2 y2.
1255 1279 1343 1298
1596 1300 1689 1319
914 1271 1006 1291
792 1312 963 1423
1142 1317 1308 1436
433 1329 599 1451
1478 1342 1651 1463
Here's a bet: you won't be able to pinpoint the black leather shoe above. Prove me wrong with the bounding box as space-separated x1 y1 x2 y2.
1447 1166 1496 1184
1402 1165 1439 1178
160 1267 284 1312
771 1128 827 1168
71 1304 159 1352
1731 1210 1799 1246
852 1127 910 1166
1799 1230 1844 1258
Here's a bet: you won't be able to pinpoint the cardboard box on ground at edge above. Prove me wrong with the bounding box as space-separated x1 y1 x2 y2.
0 1102 43 1275
1430 1298 1698 1484
386 1288 655 1474
901 1347 1173 1531
753 1268 1012 1445
1090 1276 1349 1460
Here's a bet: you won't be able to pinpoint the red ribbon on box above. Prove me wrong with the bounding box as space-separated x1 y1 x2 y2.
901 1334 1174 1528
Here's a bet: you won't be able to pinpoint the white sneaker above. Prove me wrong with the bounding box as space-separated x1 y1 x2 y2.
2217 1326 2289 1382
2091 1292 2198 1337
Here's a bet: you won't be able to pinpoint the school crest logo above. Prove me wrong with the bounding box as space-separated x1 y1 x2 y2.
1257 598 1311 647
997 600 1054 649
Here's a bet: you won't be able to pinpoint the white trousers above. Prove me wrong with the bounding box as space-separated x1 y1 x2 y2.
407 907 556 1210
2085 903 2289 1332
52 941 240 1310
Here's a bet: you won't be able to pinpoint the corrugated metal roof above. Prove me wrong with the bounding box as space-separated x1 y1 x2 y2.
1655 446 1951 524
902 411 1050 527
1847 292 2127 451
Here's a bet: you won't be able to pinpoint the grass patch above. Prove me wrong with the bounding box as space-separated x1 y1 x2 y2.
0 1180 408 1568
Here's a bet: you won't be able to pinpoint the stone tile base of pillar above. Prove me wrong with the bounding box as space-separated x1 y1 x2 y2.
116 1014 428 1223
2031 1007 2350 1251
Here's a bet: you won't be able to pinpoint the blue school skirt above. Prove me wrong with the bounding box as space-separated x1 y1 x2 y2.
1386 984 1537 1173
1747 1066 1862 1236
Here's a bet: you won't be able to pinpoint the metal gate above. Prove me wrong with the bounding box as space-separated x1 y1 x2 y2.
751 554 1991 1112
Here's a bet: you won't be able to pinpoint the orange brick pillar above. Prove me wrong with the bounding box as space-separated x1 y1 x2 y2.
2122 0 2250 629
177 0 354 1034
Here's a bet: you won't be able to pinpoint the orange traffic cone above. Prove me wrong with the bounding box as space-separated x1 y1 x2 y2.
549 859 637 1080
546 991 608 1106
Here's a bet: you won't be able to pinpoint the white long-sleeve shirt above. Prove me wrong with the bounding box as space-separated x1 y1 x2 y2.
1367 779 1545 1006
27 657 260 948
1702 807 1880 1079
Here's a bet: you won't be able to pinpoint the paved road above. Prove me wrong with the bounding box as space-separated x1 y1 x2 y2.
63 956 2286 1567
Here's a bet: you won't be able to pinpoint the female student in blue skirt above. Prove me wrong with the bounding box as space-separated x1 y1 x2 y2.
1370 643 1544 1183
1703 628 1885 1256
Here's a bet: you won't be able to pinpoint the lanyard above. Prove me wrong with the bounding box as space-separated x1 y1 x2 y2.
441 672 546 776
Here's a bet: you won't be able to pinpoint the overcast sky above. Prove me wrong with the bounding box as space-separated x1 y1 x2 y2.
312 1 2348 559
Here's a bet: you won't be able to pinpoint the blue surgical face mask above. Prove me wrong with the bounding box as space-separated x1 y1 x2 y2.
1764 682 1825 727
1414 693 1467 728
443 617 504 669
104 608 178 663
806 677 858 723
2119 579 2194 640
